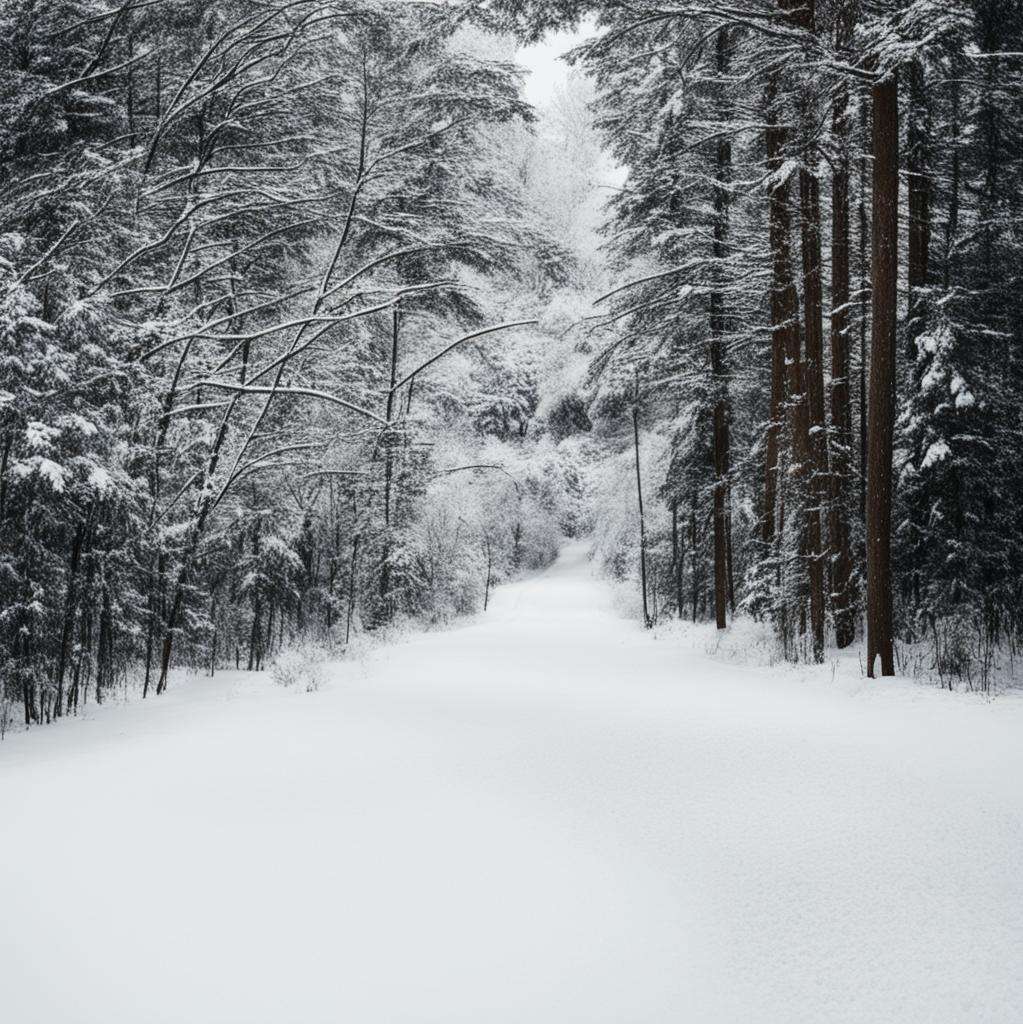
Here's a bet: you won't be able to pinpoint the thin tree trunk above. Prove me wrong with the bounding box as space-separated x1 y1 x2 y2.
345 533 360 646
764 80 802 561
907 60 931 343
829 67 855 649
672 502 686 618
248 597 262 672
264 602 275 669
710 26 732 631
858 99 870 524
209 618 218 677
776 0 825 661
378 309 400 619
866 73 899 678
483 536 493 611
800 164 827 662
944 78 960 291
0 434 11 528
97 584 114 695
763 300 786 551
905 59 932 622
766 73 809 655
690 499 699 624
633 389 652 629
54 520 87 717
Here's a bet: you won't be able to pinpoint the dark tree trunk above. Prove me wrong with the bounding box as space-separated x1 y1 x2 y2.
777 0 825 661
690 498 699 625
633 392 652 628
378 309 401 620
710 26 732 631
944 78 960 291
829 82 856 649
866 74 899 678
800 165 827 662
483 536 493 611
345 533 360 647
905 59 933 622
858 99 870 525
248 597 263 672
764 84 801 554
672 502 686 618
0 434 11 529
97 584 114 695
55 521 87 717
143 560 158 699
906 61 931 343
824 0 857 650
769 94 813 658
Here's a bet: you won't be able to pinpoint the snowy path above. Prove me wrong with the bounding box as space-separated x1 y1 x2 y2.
2 542 1023 1023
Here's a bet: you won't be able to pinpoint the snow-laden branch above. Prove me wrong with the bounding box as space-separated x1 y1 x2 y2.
193 383 389 426
220 442 324 496
595 261 706 305
390 320 539 394
430 464 522 496
13 220 82 287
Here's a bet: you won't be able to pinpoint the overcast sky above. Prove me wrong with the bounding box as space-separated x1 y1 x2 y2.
516 26 593 107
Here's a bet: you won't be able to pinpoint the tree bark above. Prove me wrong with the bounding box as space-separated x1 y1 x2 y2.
710 26 732 631
55 520 87 717
866 74 899 678
764 84 800 553
829 90 855 648
944 78 960 291
800 165 827 662
690 497 699 624
483 536 493 611
633 389 652 629
346 532 360 646
378 309 401 619
906 61 931 344
905 59 932 620
672 501 686 618
858 100 870 525
766 71 811 658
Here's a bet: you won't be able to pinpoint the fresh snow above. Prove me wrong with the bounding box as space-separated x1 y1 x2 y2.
2 542 1023 1023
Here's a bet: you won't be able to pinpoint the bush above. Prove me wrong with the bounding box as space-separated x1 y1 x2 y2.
269 642 328 693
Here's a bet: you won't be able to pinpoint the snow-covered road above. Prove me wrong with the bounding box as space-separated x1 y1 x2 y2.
2 542 1023 1023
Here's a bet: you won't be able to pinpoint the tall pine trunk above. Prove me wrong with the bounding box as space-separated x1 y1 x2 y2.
829 7 856 649
858 101 870 525
710 27 732 631
378 309 401 621
866 74 899 678
634 381 652 629
905 59 932 619
906 63 931 328
763 84 800 558
800 166 827 662
790 0 826 663
829 121 855 648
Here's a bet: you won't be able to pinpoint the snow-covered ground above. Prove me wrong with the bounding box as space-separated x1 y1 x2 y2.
2 542 1023 1023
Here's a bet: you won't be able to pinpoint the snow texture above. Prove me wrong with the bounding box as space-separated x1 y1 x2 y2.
2 542 1023 1023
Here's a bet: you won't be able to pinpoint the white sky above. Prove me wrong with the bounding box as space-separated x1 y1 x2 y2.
515 21 628 246
517 26 594 107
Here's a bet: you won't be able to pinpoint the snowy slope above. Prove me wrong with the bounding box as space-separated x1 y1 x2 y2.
2 542 1023 1023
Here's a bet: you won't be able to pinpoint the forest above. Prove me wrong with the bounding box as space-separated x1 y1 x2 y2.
1 0 1022 733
